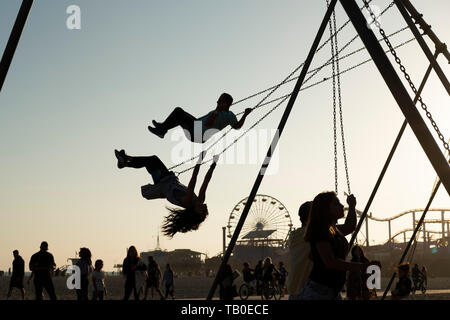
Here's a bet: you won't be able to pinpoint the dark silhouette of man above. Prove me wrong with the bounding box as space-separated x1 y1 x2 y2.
6 250 25 300
148 93 252 143
29 241 57 300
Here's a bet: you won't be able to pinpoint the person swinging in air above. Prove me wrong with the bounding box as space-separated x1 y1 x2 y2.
148 93 252 143
114 149 218 237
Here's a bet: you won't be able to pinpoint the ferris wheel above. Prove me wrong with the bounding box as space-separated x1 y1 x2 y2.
227 194 293 244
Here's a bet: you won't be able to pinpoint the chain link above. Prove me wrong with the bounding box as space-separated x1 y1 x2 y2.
363 0 450 156
327 0 339 193
333 3 351 195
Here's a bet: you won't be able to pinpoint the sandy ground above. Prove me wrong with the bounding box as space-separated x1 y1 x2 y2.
1 276 450 300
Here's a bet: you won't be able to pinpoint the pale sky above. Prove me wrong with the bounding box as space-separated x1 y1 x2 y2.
0 0 449 271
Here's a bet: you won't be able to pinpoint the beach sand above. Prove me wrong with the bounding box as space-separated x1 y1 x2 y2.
2 276 450 300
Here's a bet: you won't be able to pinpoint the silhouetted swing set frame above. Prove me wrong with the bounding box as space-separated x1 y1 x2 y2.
1 0 449 301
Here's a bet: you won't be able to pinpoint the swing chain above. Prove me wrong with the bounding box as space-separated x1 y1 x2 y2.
328 0 351 195
363 0 450 157
327 0 339 193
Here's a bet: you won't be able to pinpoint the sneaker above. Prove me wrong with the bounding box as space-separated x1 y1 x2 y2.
115 149 126 169
148 126 166 139
152 120 162 128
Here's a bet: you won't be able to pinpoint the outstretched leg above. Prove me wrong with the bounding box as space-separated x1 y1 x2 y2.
115 151 170 183
149 107 196 139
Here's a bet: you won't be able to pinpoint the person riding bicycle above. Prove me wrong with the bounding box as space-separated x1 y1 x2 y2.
262 257 280 288
242 262 255 284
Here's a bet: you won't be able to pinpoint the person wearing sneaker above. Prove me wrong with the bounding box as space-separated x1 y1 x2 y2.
148 93 252 143
115 150 218 237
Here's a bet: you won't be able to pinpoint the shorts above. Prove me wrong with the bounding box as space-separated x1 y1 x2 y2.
299 279 342 300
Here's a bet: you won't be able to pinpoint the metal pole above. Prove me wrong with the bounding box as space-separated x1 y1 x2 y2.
423 222 426 251
365 217 369 247
382 180 441 299
400 0 450 64
346 52 437 254
442 211 446 238
388 221 392 246
340 0 450 195
0 0 34 92
394 0 450 95
412 211 416 230
206 0 340 300
447 222 450 237
222 227 226 257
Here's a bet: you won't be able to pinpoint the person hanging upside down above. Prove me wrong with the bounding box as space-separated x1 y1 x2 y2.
114 149 218 237
148 93 252 143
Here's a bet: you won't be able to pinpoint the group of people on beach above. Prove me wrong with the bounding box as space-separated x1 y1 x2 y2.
241 259 288 296
5 242 174 301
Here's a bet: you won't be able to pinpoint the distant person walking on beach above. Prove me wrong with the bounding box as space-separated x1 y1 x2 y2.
144 256 164 300
278 262 288 297
92 259 107 301
163 264 175 300
29 241 57 300
421 266 427 288
219 264 238 300
75 248 93 301
6 250 25 300
346 245 373 300
300 192 376 300
391 262 412 300
412 264 421 290
122 246 146 300
147 93 252 143
287 201 313 300
114 150 219 237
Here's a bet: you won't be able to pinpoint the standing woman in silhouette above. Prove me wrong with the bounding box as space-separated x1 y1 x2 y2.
122 246 145 300
75 247 93 301
300 192 376 300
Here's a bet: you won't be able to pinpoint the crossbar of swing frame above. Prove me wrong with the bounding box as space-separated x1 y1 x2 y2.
400 0 450 64
0 0 34 92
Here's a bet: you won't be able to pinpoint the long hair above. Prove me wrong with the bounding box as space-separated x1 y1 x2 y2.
264 257 273 267
304 191 338 242
162 206 208 237
79 247 92 265
127 246 139 259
